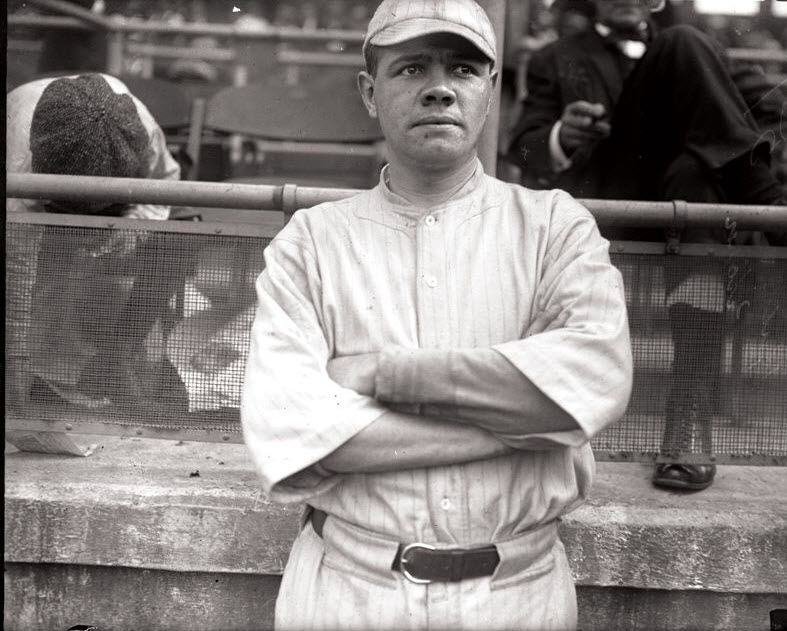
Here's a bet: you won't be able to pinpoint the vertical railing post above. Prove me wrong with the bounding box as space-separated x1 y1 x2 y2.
476 0 507 177
106 28 125 76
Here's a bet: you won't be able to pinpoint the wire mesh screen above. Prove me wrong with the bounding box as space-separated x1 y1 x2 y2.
595 247 787 464
6 219 270 437
6 220 787 463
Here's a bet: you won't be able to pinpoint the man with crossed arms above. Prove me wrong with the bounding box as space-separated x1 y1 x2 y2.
242 1 632 629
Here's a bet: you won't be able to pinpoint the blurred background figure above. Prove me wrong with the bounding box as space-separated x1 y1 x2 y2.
553 0 595 38
6 73 188 412
507 0 786 492
234 0 270 32
35 0 108 76
166 0 221 82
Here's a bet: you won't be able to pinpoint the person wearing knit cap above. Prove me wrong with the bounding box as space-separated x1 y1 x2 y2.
30 73 150 186
8 72 179 217
241 1 631 629
6 74 186 411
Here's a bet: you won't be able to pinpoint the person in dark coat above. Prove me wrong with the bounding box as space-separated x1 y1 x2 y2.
507 0 786 491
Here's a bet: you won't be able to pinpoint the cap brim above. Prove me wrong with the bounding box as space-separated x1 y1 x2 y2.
366 18 496 65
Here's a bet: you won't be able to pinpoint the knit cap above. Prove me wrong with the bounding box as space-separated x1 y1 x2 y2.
30 74 150 180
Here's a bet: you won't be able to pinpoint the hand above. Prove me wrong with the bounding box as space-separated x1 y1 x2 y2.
558 101 611 154
327 353 380 396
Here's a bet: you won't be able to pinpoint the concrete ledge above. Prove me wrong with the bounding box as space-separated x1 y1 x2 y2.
5 436 787 630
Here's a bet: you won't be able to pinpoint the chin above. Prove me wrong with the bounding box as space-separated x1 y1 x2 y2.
411 137 473 164
412 147 468 169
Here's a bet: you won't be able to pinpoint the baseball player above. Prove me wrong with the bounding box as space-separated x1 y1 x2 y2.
241 1 633 629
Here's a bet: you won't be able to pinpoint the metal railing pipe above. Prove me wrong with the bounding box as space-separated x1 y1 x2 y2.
726 48 787 64
106 21 366 42
125 43 237 63
28 0 113 29
581 198 787 231
8 12 366 43
7 173 787 230
6 173 356 214
7 15 93 30
274 50 365 68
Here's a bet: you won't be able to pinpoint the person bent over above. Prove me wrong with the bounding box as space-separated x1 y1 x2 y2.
6 73 188 411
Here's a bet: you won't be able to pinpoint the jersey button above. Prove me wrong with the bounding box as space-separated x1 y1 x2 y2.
424 215 436 227
424 275 438 288
440 498 451 510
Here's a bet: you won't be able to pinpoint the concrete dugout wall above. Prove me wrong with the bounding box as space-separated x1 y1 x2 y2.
5 436 786 631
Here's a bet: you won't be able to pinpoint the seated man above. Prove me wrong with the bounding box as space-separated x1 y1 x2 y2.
507 0 786 491
6 73 187 410
241 1 632 629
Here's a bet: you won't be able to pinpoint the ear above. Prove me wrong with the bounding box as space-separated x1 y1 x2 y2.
357 71 378 119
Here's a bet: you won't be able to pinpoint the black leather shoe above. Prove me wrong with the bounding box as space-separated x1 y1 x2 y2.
653 464 716 490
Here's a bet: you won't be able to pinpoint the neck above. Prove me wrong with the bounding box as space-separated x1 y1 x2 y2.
386 155 479 207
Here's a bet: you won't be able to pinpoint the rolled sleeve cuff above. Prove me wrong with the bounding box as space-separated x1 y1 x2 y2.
549 122 573 173
269 465 345 504
493 338 628 444
375 347 453 404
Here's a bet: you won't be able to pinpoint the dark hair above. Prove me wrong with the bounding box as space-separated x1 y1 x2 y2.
364 43 381 76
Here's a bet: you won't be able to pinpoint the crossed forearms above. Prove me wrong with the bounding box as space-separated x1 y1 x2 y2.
320 409 514 473
320 350 577 474
328 349 578 436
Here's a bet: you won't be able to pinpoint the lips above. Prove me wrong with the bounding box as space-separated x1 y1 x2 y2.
414 116 460 127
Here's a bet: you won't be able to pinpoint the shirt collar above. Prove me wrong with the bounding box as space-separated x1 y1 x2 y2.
377 158 486 217
594 21 649 41
595 22 649 59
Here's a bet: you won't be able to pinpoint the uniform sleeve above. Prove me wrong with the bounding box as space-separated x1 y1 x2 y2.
6 82 44 214
375 193 632 448
495 194 632 444
241 229 388 503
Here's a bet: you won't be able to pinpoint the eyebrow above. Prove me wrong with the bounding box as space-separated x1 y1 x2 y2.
387 50 489 68
388 52 432 66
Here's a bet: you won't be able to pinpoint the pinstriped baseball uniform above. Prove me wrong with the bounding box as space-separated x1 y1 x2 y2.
242 161 632 630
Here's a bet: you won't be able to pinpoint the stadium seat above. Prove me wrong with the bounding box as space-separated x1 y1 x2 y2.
187 67 385 189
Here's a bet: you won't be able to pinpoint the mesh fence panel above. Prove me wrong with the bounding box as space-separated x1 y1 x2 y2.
6 221 787 462
596 249 787 464
6 220 269 436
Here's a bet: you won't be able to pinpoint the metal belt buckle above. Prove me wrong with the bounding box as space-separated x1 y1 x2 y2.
399 542 436 584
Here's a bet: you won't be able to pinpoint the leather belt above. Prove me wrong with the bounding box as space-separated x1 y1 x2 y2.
309 508 500 584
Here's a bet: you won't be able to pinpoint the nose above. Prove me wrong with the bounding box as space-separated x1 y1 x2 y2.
420 81 456 107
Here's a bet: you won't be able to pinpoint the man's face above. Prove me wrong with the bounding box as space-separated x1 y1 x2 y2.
593 0 649 32
358 33 497 171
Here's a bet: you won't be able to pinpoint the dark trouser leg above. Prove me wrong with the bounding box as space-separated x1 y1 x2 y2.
653 153 725 489
662 304 724 454
660 154 725 456
79 234 190 408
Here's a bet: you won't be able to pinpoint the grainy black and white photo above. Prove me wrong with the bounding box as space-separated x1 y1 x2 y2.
5 1 787 630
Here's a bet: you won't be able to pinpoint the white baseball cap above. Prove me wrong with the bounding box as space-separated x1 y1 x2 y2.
363 0 497 67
